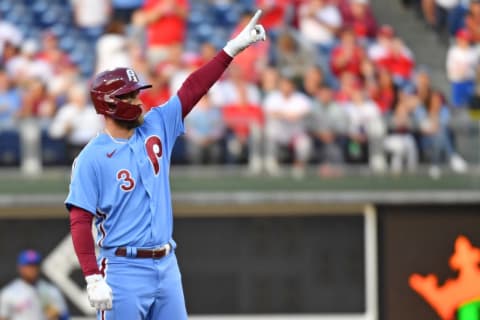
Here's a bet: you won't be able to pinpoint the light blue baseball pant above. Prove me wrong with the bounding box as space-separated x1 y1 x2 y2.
97 251 188 320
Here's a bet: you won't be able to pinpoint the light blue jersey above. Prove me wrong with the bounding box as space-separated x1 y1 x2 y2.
66 94 189 320
66 95 184 250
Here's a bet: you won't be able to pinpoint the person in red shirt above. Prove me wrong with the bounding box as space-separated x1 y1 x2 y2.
336 0 377 40
139 68 170 112
330 27 366 80
375 37 415 87
132 0 189 67
370 67 399 114
256 0 290 33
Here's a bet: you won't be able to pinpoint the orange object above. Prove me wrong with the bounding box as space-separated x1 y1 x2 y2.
409 236 480 320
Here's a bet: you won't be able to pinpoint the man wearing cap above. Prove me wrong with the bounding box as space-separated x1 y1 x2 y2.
0 249 69 320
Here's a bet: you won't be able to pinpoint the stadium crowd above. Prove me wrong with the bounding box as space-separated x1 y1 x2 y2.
0 0 476 178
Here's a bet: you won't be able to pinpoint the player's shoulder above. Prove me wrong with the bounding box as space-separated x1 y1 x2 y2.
73 134 110 165
143 95 181 121
1 278 26 293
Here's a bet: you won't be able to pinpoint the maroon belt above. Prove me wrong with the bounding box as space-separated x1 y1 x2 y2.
115 245 170 259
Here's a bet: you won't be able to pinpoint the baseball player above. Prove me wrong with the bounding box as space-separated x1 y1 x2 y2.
66 10 266 320
0 250 69 320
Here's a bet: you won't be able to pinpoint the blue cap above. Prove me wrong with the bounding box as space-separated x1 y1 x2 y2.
17 249 42 266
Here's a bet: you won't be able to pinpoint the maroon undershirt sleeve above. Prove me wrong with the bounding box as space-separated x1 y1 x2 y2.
177 50 233 118
69 206 100 276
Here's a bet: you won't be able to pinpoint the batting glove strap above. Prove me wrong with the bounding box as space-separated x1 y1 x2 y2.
223 9 266 57
85 274 113 311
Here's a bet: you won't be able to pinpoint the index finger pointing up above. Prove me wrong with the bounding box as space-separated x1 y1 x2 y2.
247 9 263 29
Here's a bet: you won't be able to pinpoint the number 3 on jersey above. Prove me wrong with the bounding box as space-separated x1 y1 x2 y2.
117 169 135 192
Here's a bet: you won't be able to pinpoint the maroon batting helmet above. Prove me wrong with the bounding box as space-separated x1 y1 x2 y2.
90 67 152 121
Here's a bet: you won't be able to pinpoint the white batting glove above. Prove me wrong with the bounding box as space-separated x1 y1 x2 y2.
223 9 267 57
85 274 113 311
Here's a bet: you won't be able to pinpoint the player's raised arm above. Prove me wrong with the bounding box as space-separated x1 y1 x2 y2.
177 9 266 118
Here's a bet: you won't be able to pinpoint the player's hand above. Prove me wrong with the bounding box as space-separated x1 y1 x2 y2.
85 274 113 311
223 9 266 57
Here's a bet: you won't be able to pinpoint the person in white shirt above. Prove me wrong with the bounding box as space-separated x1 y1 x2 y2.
48 82 104 163
95 20 131 74
446 28 478 108
71 0 111 43
263 74 312 178
343 86 386 172
298 0 342 55
0 250 69 320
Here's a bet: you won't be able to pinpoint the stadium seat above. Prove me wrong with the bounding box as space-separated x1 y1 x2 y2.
41 130 67 166
0 130 21 167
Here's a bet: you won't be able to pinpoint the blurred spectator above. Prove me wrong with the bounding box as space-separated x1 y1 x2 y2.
195 42 218 67
48 83 104 163
335 71 360 103
184 94 224 165
212 65 263 171
17 78 56 121
446 29 477 108
6 39 53 85
0 68 21 128
210 64 262 108
111 0 144 24
132 0 189 67
468 65 480 111
464 0 480 44
1 41 20 67
263 74 312 178
308 85 349 177
259 65 280 97
256 0 291 36
128 41 150 81
367 24 395 62
413 65 434 109
0 21 22 57
162 43 191 94
330 27 366 80
298 0 343 56
434 0 462 42
271 29 316 85
37 33 71 75
343 86 386 171
95 20 131 73
421 0 439 29
370 67 399 114
414 90 468 177
302 65 327 97
47 62 81 109
374 36 415 87
0 249 69 320
139 69 170 111
338 0 378 41
230 10 270 83
71 0 111 43
383 87 419 174
360 57 379 97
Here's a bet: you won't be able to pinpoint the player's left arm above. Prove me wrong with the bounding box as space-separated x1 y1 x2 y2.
177 9 266 119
